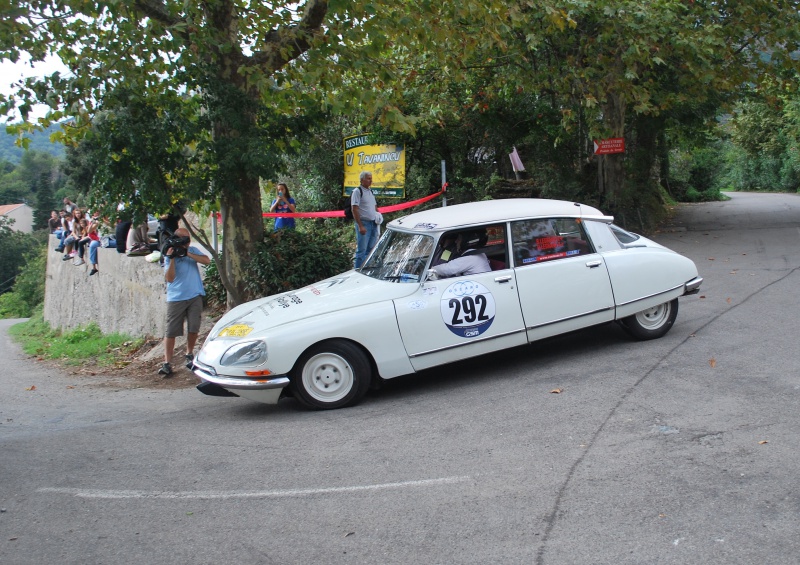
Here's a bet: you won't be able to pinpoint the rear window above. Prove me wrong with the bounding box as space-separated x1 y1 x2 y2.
511 218 591 266
609 224 640 244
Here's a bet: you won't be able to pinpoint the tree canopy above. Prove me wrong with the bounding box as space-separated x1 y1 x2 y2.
3 0 800 305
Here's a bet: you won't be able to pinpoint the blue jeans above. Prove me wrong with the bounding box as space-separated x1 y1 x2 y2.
89 240 101 265
354 221 379 269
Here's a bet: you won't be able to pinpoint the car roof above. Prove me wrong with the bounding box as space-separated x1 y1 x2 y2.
388 198 611 232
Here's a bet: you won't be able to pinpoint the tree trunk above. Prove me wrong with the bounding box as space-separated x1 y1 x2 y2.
220 174 264 308
601 91 627 208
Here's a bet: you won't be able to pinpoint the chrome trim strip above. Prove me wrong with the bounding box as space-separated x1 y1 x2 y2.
615 284 683 308
408 328 527 358
193 366 290 391
525 306 614 330
684 276 703 295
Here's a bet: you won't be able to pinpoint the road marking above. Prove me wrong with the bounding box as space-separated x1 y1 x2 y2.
38 476 471 500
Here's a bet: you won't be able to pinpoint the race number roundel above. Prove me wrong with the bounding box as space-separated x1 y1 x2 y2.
440 280 496 338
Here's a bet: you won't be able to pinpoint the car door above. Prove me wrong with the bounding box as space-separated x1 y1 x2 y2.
511 218 615 342
394 226 527 371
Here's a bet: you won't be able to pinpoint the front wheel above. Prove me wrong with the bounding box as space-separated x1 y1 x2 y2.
291 340 372 410
621 298 679 340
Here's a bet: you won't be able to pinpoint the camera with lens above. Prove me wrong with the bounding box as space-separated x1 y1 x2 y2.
162 235 190 258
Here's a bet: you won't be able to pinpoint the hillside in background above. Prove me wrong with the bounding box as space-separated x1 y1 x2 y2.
1 123 65 164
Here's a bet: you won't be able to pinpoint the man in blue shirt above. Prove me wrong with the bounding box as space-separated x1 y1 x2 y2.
158 228 211 377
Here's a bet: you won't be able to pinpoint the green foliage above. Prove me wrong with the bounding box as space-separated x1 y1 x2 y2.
0 150 65 230
9 310 143 366
720 97 800 193
667 145 726 203
202 259 227 308
12 245 46 309
0 216 42 295
0 290 31 318
246 223 352 297
0 125 65 164
0 238 46 318
203 221 352 306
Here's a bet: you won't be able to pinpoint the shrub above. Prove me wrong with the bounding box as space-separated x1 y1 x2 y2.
0 291 31 318
204 221 353 306
246 223 352 297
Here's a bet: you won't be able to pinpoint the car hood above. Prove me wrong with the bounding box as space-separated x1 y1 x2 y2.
208 271 416 339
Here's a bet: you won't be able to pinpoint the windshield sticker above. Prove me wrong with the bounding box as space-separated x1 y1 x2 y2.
440 280 496 338
408 300 428 310
414 222 438 230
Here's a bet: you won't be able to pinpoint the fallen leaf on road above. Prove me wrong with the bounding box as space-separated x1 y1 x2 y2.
709 358 716 368
345 532 355 537
550 388 563 394
66 386 74 389
758 440 768 445
699 295 706 299
25 385 36 391
707 257 715 261
726 298 732 304
729 271 737 274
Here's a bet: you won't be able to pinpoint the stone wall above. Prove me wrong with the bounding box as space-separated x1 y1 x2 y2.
43 236 168 337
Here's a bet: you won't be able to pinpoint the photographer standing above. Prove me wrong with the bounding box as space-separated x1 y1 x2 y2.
158 228 211 377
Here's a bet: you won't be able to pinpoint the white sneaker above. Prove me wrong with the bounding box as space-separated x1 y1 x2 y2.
73 258 85 266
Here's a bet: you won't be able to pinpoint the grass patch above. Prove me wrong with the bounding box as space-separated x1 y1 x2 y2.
9 308 144 367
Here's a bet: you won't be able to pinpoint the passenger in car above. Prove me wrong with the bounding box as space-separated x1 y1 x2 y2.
431 230 491 278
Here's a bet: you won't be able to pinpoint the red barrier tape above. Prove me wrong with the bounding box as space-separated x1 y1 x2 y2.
261 184 447 218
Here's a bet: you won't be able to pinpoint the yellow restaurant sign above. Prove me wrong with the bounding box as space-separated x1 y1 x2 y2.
343 134 405 198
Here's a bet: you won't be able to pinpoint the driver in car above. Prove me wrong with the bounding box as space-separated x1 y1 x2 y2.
430 230 491 278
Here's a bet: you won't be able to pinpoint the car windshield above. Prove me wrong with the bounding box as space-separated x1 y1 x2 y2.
360 229 435 282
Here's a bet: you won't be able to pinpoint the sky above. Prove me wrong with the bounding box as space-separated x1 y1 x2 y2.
1 56 71 122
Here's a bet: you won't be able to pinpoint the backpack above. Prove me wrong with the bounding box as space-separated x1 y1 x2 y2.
343 187 362 220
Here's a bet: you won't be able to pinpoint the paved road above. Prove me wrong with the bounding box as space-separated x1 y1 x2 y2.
2 191 799 565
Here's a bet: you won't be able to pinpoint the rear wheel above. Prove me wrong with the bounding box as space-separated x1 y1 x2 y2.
621 298 679 340
291 340 372 409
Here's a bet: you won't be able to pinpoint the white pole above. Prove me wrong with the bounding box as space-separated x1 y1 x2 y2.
441 160 447 207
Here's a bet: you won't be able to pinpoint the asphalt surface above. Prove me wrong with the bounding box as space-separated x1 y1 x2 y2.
1 191 799 565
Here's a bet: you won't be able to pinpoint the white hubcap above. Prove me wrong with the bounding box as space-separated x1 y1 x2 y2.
301 352 354 403
635 303 670 330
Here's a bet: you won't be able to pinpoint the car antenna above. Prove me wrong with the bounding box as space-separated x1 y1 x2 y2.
573 202 582 218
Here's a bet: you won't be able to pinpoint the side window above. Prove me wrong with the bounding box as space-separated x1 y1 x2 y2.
511 218 592 266
431 224 509 271
609 224 641 244
483 224 508 270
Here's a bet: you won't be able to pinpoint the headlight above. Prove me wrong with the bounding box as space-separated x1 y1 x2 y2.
220 340 268 367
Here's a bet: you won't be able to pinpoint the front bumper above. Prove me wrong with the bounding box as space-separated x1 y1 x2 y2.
193 360 290 404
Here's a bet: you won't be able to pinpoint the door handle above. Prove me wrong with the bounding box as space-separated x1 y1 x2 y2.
494 275 512 283
585 260 602 268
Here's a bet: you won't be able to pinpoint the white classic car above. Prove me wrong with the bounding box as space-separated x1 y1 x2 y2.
193 199 702 409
